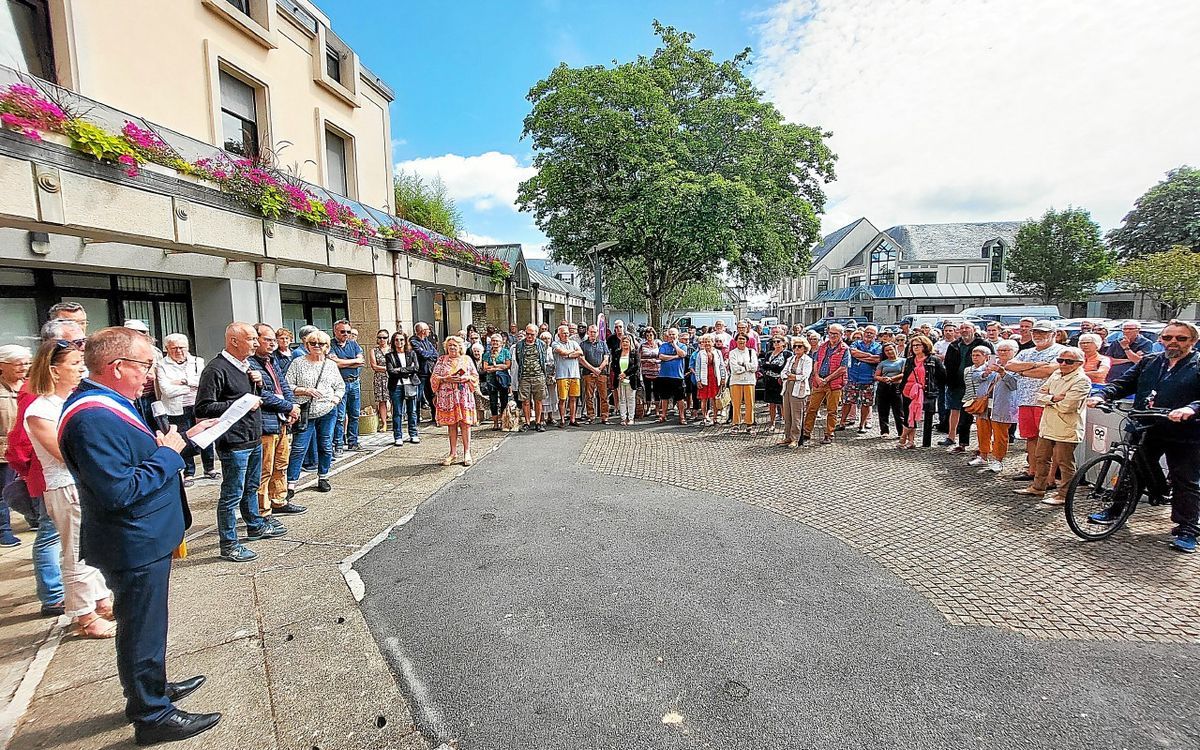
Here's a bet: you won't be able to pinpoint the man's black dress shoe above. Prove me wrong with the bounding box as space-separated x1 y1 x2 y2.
134 708 221 746
166 675 206 702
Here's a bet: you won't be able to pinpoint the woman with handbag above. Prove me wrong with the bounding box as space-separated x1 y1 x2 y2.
285 330 345 494
481 334 512 431
384 332 421 446
898 336 945 449
430 336 479 466
694 334 726 427
962 346 998 465
611 334 641 426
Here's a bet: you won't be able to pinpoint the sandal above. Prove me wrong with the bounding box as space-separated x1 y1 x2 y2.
463 452 474 466
95 598 115 621
440 453 457 466
73 613 117 639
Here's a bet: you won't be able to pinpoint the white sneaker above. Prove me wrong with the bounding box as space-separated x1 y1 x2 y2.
945 444 959 453
394 439 405 447
968 456 986 466
409 436 421 444
864 420 873 429
988 459 1004 473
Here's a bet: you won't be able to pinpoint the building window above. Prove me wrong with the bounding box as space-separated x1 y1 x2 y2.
848 275 864 288
900 271 938 284
225 0 250 13
325 46 342 83
219 70 260 158
3 0 56 82
869 240 898 285
1104 301 1134 319
916 305 936 313
817 280 829 294
324 127 349 195
989 242 1006 283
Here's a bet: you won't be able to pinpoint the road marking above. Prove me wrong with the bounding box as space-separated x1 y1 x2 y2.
382 636 448 741
0 620 65 750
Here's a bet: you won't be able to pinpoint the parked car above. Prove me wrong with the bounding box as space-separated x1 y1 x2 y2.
670 310 738 331
805 316 870 335
957 305 1063 325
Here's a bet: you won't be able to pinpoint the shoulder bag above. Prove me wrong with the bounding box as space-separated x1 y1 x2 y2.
291 359 330 434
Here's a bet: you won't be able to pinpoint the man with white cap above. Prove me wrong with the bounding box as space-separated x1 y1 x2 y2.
1003 320 1064 480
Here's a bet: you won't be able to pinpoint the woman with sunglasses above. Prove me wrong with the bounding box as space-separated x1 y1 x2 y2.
25 339 115 638
369 329 391 432
285 330 345 495
384 332 421 446
760 335 792 431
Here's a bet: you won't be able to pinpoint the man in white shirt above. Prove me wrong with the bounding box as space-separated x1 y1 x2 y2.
552 325 583 427
155 334 215 485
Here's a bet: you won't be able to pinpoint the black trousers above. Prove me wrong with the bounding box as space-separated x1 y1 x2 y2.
876 384 904 434
1144 436 1200 536
488 387 510 416
168 408 214 475
103 553 174 724
420 375 435 418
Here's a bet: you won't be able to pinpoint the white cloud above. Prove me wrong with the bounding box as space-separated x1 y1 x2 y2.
752 0 1200 235
461 232 502 246
395 152 536 212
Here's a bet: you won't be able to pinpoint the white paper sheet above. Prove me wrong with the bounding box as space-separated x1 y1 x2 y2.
190 393 261 450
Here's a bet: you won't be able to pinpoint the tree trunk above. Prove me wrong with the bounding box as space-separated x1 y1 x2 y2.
648 295 664 330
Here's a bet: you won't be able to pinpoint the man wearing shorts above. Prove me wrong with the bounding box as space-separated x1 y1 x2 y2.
656 327 688 424
552 325 583 427
514 324 548 432
842 325 881 433
1004 320 1063 479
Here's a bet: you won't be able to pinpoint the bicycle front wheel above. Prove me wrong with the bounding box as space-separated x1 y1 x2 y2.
1065 453 1140 541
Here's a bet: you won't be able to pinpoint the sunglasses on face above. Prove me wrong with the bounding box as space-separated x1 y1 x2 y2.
1056 358 1081 364
1160 334 1193 342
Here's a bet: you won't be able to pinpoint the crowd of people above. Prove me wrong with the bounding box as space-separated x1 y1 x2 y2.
0 303 1196 746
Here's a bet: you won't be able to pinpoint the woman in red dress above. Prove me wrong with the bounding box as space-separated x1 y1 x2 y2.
430 336 479 466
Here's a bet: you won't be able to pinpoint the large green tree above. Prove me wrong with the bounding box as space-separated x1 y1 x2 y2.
517 22 835 326
599 259 727 321
1110 246 1200 319
1006 207 1114 304
394 170 463 238
1106 166 1200 260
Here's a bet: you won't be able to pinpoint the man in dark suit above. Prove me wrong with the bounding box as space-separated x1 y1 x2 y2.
59 326 221 745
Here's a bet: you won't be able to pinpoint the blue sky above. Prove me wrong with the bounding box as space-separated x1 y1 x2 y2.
318 0 1197 258
318 0 773 253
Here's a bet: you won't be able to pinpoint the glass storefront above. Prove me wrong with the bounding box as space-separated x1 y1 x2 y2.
0 267 194 345
280 288 348 338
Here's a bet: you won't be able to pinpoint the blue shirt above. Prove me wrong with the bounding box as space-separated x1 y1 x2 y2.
848 341 882 384
329 338 364 381
658 341 686 379
1103 334 1154 382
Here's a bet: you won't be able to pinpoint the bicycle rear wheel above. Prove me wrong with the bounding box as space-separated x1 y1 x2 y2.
1065 453 1140 540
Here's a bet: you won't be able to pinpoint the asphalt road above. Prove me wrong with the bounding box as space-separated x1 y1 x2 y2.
357 426 1200 750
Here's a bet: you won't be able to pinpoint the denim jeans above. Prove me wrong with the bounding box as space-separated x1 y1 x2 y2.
33 497 63 606
168 407 215 476
389 387 419 441
288 410 336 482
216 445 265 550
334 379 361 449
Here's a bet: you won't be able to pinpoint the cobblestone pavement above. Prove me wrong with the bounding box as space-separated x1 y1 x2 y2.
580 420 1200 644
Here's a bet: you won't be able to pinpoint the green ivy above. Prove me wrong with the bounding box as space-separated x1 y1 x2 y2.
65 119 139 164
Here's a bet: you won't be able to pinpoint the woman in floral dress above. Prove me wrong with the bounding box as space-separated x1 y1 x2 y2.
430 336 479 466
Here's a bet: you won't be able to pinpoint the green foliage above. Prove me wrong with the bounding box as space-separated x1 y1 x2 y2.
518 21 835 326
65 119 139 165
1006 207 1114 304
601 259 725 323
1110 245 1200 318
1107 166 1200 260
394 170 463 238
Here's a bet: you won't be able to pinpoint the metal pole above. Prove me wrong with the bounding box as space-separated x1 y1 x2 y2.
593 252 603 324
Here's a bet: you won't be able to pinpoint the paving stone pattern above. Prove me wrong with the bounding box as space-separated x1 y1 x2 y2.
580 424 1200 644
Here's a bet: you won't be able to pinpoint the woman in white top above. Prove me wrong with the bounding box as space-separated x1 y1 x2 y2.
694 334 727 426
285 330 346 494
24 340 115 638
726 332 758 433
779 338 813 447
154 333 215 484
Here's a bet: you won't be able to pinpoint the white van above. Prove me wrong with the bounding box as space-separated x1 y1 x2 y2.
958 305 1063 325
670 311 738 330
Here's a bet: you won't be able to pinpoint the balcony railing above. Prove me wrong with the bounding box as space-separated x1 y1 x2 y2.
0 65 510 281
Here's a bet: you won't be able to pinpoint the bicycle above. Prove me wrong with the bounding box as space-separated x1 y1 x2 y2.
1063 401 1172 541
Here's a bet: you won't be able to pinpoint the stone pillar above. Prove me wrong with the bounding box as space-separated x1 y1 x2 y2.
346 272 399 409
506 280 517 329
531 284 541 325
191 277 260 358
444 294 473 336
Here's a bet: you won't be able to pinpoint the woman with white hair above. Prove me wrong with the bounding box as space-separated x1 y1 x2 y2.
0 344 33 548
430 336 479 466
155 333 215 486
1078 333 1111 386
976 339 1021 473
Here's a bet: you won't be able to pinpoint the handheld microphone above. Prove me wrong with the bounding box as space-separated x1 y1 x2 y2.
150 401 172 434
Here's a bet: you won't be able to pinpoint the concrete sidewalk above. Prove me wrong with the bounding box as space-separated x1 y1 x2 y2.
0 427 504 750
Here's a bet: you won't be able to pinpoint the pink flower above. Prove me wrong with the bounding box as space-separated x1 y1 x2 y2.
117 153 139 177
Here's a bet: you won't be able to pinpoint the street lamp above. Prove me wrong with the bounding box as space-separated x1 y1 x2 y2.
588 239 618 322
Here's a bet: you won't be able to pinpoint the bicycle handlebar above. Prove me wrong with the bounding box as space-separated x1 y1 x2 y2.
1094 401 1171 419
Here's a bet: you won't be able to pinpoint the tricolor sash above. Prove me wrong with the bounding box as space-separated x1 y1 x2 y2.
58 393 155 442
